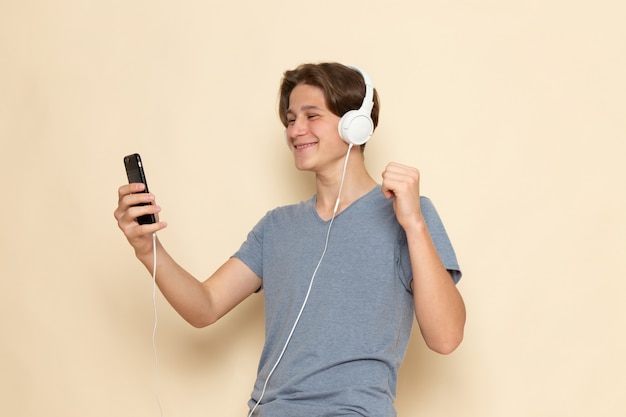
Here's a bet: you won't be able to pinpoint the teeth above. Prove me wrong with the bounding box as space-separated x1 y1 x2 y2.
296 143 316 149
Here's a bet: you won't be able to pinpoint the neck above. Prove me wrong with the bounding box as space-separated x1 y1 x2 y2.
314 148 376 220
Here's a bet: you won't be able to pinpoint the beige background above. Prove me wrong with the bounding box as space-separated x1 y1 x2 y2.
1 1 624 416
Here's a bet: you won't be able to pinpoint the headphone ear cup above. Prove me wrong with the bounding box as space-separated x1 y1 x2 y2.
338 110 374 146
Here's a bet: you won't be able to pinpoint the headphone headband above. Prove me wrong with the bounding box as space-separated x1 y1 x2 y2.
348 65 374 114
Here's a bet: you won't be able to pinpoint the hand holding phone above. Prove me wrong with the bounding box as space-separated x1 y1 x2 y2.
123 153 156 225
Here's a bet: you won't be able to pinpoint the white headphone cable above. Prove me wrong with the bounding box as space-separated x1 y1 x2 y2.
151 232 164 417
247 144 354 416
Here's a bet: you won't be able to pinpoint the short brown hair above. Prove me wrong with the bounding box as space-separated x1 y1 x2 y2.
278 63 380 135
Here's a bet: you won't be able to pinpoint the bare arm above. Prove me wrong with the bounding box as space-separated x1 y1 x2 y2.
114 183 261 328
381 163 466 354
406 221 465 354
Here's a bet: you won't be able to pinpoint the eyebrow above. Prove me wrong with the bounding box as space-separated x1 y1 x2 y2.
286 105 325 115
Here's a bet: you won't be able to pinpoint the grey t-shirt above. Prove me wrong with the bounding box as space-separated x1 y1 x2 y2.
234 185 461 416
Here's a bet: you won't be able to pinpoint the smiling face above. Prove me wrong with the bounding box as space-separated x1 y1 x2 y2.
285 83 347 172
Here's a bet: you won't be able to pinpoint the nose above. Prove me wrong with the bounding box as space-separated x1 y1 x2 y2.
287 115 308 138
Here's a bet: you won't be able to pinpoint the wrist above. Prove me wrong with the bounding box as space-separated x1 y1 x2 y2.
402 214 429 238
134 238 157 265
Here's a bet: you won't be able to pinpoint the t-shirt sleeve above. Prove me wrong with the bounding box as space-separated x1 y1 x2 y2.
404 197 462 284
232 213 267 281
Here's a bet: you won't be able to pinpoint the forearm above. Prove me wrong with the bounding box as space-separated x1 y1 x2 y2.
136 238 214 327
406 220 466 354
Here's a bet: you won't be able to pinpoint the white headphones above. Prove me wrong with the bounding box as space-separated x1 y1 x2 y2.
338 66 375 146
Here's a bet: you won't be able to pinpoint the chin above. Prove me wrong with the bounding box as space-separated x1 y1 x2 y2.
293 161 314 172
292 155 315 172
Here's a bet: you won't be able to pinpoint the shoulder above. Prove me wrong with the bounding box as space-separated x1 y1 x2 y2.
419 196 448 234
267 196 314 218
420 195 437 216
251 195 316 231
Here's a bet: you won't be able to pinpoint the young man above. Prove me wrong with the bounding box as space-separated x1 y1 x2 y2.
115 62 465 416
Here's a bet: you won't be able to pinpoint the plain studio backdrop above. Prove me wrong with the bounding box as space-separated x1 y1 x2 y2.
1 1 624 416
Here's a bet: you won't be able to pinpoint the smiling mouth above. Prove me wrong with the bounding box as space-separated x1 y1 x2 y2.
294 142 317 150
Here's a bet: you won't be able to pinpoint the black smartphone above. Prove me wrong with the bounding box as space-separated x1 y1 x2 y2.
123 153 156 225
